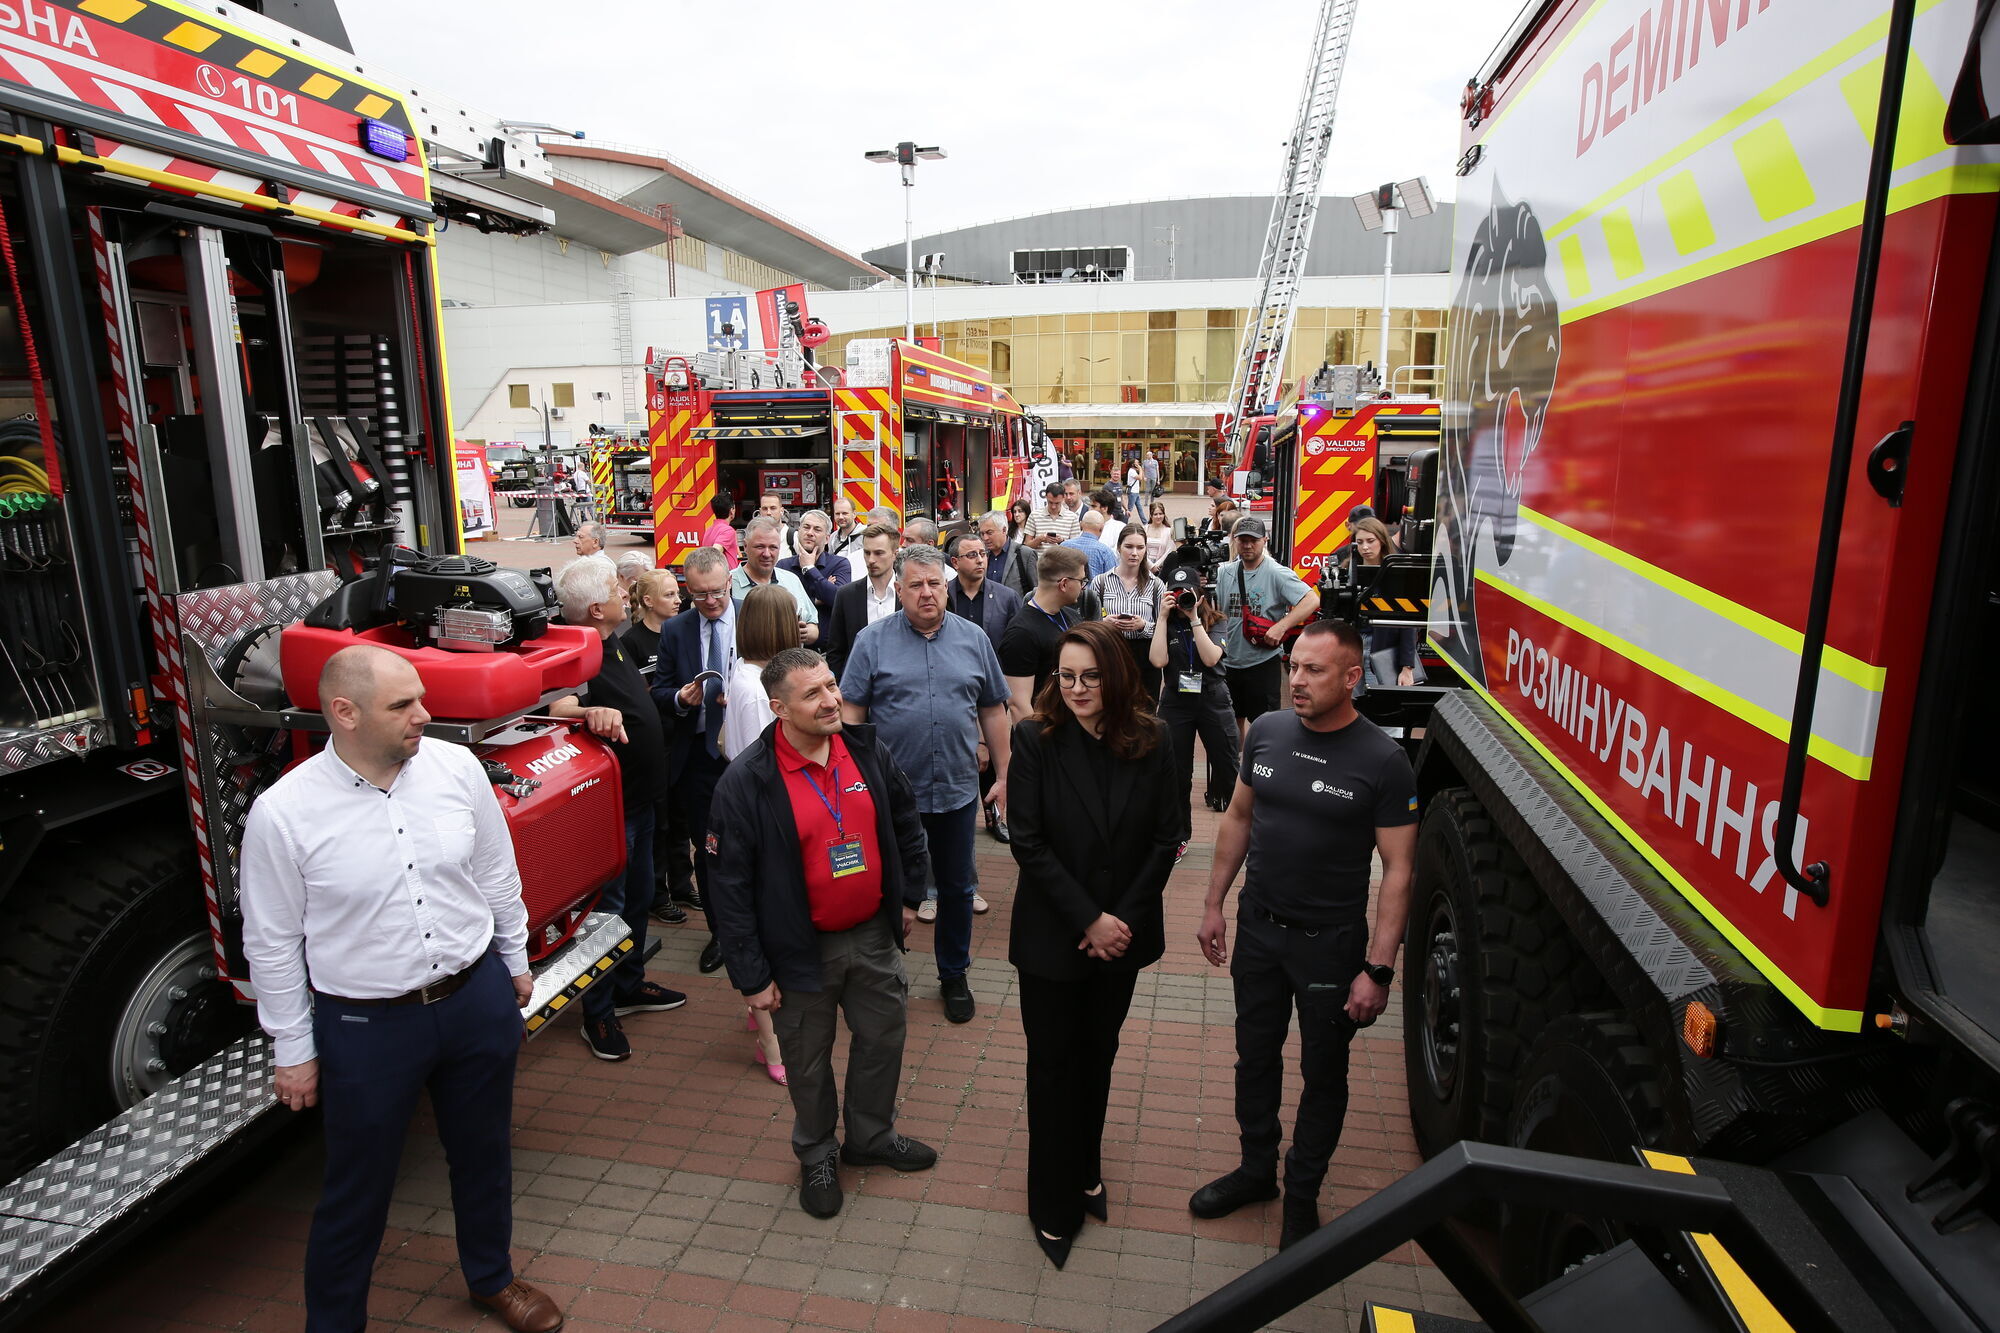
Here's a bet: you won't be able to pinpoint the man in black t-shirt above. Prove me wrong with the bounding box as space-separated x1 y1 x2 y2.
999 544 1088 720
1188 620 1418 1250
551 557 687 1064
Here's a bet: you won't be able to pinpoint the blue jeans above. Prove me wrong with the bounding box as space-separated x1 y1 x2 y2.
920 800 978 981
586 805 655 1021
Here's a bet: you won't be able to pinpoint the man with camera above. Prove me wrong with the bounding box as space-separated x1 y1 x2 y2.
1215 517 1319 741
1150 565 1238 832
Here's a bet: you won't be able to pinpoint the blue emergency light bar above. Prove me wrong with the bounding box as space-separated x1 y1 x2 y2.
359 119 409 163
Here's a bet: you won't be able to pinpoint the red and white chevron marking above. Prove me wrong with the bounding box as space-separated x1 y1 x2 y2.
0 35 424 223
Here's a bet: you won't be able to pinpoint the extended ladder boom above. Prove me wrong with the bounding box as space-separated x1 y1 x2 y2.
1219 0 1360 475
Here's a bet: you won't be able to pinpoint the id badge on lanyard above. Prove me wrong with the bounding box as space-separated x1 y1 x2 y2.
828 837 868 878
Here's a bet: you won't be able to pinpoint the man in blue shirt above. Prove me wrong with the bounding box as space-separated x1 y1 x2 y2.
1061 510 1116 580
840 544 1012 1024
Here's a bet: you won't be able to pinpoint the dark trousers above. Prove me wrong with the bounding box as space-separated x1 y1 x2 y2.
1121 635 1162 703
771 917 908 1162
651 792 694 906
306 951 519 1333
1018 969 1138 1235
676 747 729 937
920 801 978 980
1162 685 1241 836
586 805 655 1020
1230 905 1365 1200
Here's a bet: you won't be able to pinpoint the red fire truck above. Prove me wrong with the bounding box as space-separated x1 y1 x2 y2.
0 1 627 1316
644 338 1031 564
1311 0 2000 1322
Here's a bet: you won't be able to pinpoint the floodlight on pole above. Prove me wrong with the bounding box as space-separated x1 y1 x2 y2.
1352 176 1431 380
866 141 947 344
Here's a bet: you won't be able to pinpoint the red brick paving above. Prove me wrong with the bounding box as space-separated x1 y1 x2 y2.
31 771 1472 1333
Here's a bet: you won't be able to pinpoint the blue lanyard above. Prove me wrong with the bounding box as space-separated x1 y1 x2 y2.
799 763 844 838
1177 629 1200 671
1034 602 1068 632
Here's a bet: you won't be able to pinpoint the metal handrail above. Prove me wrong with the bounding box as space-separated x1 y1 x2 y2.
1150 1141 1841 1333
1390 362 1444 394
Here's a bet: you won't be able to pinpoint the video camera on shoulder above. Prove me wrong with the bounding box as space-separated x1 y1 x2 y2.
1156 516 1227 602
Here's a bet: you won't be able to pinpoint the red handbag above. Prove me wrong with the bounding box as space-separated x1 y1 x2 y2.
1237 566 1302 647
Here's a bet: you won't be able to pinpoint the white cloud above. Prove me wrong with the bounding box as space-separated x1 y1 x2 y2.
340 0 1510 255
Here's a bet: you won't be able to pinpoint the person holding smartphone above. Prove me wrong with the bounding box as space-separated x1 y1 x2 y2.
1090 525 1163 702
1149 566 1239 837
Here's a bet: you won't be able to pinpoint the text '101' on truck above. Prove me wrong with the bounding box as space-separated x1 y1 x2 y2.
0 0 629 1319
1163 1 2000 1330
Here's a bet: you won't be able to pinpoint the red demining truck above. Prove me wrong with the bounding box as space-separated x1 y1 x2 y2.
1166 2 2000 1330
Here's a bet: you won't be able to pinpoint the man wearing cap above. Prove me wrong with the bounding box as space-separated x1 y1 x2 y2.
1214 515 1319 742
1022 481 1080 551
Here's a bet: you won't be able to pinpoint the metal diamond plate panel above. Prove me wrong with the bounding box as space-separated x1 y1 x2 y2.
0 717 113 776
175 572 340 915
0 1034 273 1301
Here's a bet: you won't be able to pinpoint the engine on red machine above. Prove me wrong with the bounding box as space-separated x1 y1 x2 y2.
277 551 626 958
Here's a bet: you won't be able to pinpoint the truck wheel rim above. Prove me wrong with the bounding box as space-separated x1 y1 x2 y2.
1420 895 1463 1102
108 934 226 1107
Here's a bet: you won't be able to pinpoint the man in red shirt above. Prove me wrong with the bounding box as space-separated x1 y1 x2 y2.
705 648 938 1219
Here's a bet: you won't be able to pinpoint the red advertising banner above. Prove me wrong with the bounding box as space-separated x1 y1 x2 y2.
756 283 808 353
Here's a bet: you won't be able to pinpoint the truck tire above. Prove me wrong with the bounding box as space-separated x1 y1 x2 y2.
1499 1012 1667 1292
0 818 249 1183
1403 787 1587 1157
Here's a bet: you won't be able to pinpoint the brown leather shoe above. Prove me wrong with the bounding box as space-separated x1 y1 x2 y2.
472 1279 564 1332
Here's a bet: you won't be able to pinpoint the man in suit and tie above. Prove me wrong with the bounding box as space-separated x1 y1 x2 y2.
652 544 737 976
822 524 900 681
978 510 1037 599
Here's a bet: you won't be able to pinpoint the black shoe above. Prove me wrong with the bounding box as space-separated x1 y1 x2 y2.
1279 1196 1321 1250
672 887 704 911
698 939 723 974
649 900 688 925
1082 1186 1107 1222
1032 1225 1073 1271
1189 1167 1278 1219
940 976 974 1024
986 802 1011 844
581 1015 631 1062
841 1134 937 1172
799 1153 843 1218
614 980 687 1016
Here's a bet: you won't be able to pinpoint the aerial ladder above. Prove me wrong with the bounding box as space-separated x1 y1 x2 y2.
1217 0 1360 483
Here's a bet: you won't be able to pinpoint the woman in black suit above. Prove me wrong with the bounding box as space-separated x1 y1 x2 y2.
1008 619 1182 1269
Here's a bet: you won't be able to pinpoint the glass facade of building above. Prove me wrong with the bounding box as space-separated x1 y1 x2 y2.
816 305 1446 492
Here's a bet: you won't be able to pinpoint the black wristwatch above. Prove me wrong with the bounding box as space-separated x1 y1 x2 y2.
1363 962 1395 986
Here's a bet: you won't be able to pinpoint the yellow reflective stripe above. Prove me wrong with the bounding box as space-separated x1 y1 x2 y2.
1440 663 1866 1032
1558 234 1593 297
1840 52 1952 173
1642 1155 1795 1332
1475 566 1873 780
52 146 424 243
1519 507 1887 691
1602 207 1645 279
1368 1309 1416 1333
1546 0 1956 241
1734 121 1818 220
1659 171 1717 255
1564 158 2000 324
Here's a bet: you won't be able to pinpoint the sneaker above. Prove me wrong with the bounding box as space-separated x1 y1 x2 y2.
1279 1196 1321 1250
799 1152 843 1219
841 1134 937 1172
581 1015 631 1062
672 888 705 912
614 980 687 1016
972 892 989 914
1175 841 1189 864
1189 1167 1278 1219
917 899 938 923
940 976 974 1024
649 900 688 925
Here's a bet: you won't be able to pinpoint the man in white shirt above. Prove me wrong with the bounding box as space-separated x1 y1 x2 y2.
239 645 562 1333
824 523 898 680
732 516 821 645
828 495 864 557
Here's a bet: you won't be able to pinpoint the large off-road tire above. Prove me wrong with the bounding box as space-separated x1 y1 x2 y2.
1403 787 1590 1157
1500 1012 1667 1292
0 817 250 1183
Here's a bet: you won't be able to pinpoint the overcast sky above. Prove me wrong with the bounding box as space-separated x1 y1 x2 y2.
339 1 1509 258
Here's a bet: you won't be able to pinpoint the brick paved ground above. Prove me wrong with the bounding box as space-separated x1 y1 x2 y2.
42 796 1476 1333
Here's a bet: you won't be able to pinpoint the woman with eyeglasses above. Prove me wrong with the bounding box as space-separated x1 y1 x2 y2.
1006 620 1180 1269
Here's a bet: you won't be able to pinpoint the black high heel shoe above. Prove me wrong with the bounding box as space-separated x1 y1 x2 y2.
1082 1186 1107 1222
1033 1225 1074 1270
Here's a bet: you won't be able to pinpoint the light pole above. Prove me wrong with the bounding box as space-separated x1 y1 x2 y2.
865 141 946 344
1351 177 1434 380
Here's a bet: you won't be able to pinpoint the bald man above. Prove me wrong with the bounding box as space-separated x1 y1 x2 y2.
239 645 563 1333
1060 509 1116 579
